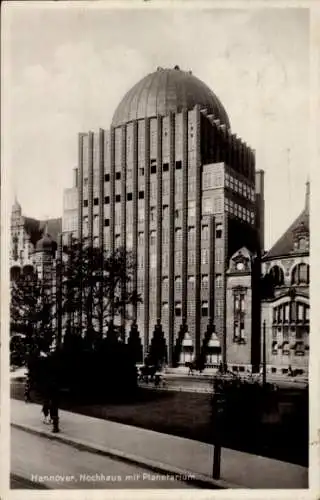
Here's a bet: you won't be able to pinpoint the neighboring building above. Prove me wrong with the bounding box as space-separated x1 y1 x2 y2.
10 197 61 283
261 182 310 375
62 66 264 369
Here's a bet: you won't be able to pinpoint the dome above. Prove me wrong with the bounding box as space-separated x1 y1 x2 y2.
36 233 55 253
112 66 230 128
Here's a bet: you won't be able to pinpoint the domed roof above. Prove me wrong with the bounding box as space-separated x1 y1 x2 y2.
112 66 230 128
36 228 56 253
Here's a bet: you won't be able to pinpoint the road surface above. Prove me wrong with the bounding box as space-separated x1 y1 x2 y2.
11 427 193 489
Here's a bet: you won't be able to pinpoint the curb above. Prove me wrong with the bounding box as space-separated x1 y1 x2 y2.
11 422 240 490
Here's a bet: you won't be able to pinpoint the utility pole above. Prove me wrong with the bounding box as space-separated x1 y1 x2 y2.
212 377 223 479
262 320 267 388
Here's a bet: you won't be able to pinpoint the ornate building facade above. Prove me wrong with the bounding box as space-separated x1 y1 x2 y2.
260 182 310 375
10 197 61 282
62 66 265 369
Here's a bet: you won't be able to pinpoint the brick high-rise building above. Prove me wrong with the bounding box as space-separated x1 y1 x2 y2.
63 66 264 370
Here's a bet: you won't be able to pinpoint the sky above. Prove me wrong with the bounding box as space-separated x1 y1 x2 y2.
3 4 310 249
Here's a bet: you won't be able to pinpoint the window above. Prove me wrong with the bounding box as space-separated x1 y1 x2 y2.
163 163 169 172
162 276 168 287
202 249 208 265
202 225 209 240
138 253 144 269
116 195 121 203
175 276 182 291
163 205 169 218
202 275 209 288
188 252 195 266
151 165 156 174
138 232 144 245
138 209 144 222
215 247 223 264
188 275 195 286
175 228 182 241
84 200 88 208
150 230 156 245
126 233 133 249
175 302 182 317
162 302 169 311
188 226 195 242
163 228 169 244
176 160 182 170
104 196 110 204
175 209 181 219
139 191 144 200
104 174 110 182
115 234 121 247
163 180 169 195
139 167 145 176
93 197 99 206
150 207 156 222
203 198 212 214
127 193 132 201
176 251 182 265
216 274 222 287
270 265 284 286
104 219 110 227
150 253 157 269
298 238 307 251
291 263 309 285
201 301 208 317
188 201 196 217
116 172 121 180
163 252 169 267
216 223 222 239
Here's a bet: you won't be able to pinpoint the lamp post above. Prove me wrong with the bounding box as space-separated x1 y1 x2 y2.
212 377 224 479
262 320 267 388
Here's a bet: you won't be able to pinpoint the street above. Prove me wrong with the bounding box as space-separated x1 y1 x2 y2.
11 427 193 489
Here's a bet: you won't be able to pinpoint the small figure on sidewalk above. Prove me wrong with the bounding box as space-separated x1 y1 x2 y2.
49 389 60 433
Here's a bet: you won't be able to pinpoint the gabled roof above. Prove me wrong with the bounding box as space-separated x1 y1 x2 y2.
263 208 309 260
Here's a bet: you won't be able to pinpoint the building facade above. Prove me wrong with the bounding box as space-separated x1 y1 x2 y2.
10 198 61 280
10 199 61 336
63 66 264 369
260 182 310 375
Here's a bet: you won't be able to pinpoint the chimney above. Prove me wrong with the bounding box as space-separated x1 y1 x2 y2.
305 179 310 212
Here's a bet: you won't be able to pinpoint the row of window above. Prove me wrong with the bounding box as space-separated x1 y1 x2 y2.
272 325 309 341
162 301 209 317
225 199 254 224
95 160 184 185
100 225 219 242
268 263 310 286
225 174 255 202
273 302 309 324
160 274 222 287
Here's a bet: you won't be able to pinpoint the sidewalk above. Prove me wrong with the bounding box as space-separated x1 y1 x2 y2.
11 398 308 489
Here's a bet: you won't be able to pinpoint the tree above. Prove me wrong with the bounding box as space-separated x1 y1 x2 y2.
148 321 167 368
10 270 55 366
60 241 141 345
127 321 143 364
